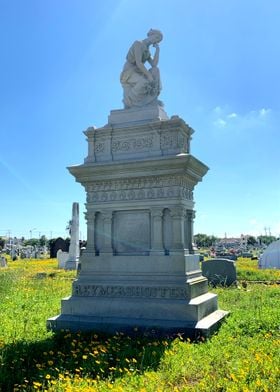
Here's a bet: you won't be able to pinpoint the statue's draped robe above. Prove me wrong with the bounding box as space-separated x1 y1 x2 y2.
120 41 161 108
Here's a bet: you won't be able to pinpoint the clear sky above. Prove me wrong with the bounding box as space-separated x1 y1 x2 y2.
0 0 279 240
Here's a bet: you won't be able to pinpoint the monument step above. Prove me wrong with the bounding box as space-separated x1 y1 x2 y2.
186 276 209 299
195 310 230 338
47 310 228 339
59 290 218 324
189 292 217 305
188 292 218 320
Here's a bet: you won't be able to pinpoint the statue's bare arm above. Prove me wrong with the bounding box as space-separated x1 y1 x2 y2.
148 44 160 67
134 42 154 82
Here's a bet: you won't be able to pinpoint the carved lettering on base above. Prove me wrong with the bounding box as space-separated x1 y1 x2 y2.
73 284 188 299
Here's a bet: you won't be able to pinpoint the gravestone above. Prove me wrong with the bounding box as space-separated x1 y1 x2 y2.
201 258 237 287
241 252 253 258
65 202 80 270
47 30 228 338
57 249 69 269
0 256 7 268
216 253 237 261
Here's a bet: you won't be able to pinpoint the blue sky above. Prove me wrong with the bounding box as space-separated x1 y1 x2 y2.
0 0 279 240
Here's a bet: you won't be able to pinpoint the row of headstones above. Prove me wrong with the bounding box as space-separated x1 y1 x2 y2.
6 246 48 260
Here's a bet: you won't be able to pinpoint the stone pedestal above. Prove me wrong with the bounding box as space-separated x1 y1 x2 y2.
47 106 228 338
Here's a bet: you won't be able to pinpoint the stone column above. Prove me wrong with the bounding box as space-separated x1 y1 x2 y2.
100 211 113 254
150 207 164 255
186 209 195 254
85 210 96 253
170 206 185 254
65 202 80 270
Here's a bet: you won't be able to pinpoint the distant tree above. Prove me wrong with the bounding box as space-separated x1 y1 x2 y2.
257 235 277 246
0 237 4 250
23 238 40 247
48 238 56 248
247 236 257 246
194 234 218 248
208 235 218 247
39 235 47 247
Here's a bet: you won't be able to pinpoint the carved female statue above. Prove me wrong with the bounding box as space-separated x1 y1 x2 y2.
120 29 163 108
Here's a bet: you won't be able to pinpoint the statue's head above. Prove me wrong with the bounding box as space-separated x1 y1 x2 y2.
147 29 163 44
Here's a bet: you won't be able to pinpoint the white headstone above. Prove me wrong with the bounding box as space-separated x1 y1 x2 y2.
0 256 7 268
57 249 69 269
65 202 80 270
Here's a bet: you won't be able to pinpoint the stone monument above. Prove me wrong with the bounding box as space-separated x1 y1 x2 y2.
201 258 237 287
65 202 80 270
48 30 228 337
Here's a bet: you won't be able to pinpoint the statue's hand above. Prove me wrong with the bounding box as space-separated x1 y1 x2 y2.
153 43 159 48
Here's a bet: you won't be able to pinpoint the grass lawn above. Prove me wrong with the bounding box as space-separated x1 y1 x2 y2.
0 257 279 391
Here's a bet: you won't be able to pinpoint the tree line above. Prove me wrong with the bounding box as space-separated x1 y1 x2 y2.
194 234 278 248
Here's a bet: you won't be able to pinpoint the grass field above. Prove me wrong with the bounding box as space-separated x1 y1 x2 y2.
0 257 279 391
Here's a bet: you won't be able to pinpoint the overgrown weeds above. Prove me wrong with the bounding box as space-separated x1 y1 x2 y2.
0 258 279 391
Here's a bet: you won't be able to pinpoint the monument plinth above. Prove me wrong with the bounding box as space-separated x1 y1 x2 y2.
47 29 228 337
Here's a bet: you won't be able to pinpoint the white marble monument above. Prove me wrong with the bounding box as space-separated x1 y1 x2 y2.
48 30 228 337
65 202 80 270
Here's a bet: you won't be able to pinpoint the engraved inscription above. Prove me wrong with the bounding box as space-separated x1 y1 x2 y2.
73 284 188 299
112 136 153 153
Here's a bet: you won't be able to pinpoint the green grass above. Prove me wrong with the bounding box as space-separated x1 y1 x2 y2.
237 257 280 281
0 258 280 391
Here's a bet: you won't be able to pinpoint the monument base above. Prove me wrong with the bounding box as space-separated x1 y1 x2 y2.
107 103 169 128
47 310 228 339
47 254 229 338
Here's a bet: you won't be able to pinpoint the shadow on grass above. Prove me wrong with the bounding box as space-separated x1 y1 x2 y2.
0 330 173 391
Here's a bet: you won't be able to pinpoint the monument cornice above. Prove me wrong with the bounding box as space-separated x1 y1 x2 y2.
84 115 194 135
68 154 209 185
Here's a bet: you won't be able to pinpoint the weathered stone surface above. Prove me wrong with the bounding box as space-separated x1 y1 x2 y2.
201 258 237 287
84 116 193 163
47 114 228 337
65 202 80 270
57 249 69 269
108 104 168 127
